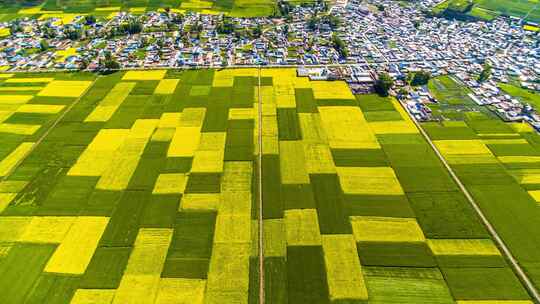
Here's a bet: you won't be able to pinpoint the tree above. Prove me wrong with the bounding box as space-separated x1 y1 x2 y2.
191 22 203 34
252 24 262 38
283 24 289 35
278 0 291 16
216 17 233 34
327 15 340 29
79 57 89 70
10 19 23 34
41 24 56 39
84 15 96 25
307 16 319 30
413 20 420 29
120 19 142 34
478 64 492 82
101 51 120 70
411 71 430 86
171 13 183 24
374 72 394 96
332 33 348 58
376 4 385 11
398 88 408 98
63 26 81 40
39 39 49 52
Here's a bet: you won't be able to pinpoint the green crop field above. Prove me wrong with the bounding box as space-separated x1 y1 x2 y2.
434 0 540 22
0 68 534 303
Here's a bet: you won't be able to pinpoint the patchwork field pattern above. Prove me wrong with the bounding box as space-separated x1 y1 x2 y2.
0 68 533 303
259 74 531 303
0 0 276 21
424 106 540 293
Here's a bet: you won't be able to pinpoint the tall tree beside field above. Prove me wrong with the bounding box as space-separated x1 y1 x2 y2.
332 33 348 58
411 71 431 86
375 72 394 96
478 64 492 82
39 39 49 52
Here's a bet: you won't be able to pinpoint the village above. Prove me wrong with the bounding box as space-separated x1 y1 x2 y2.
0 0 539 129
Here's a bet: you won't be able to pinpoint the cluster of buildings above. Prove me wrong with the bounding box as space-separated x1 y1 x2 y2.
461 76 540 129
0 0 539 128
0 0 538 74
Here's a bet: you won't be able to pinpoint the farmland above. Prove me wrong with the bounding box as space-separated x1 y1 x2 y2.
0 0 276 20
424 77 540 294
0 68 534 303
434 0 540 22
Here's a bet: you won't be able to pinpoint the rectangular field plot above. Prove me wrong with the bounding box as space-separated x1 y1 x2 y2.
0 69 532 303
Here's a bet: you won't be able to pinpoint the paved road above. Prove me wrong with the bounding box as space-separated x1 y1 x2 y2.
398 99 540 304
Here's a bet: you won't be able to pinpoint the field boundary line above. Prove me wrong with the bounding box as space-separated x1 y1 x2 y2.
397 99 540 303
0 76 99 183
257 66 265 304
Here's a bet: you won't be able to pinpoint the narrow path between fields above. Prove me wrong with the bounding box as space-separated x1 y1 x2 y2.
0 77 99 182
257 66 265 304
398 100 540 303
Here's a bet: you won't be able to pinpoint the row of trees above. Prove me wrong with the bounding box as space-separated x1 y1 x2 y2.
374 70 432 96
307 14 341 30
332 34 348 58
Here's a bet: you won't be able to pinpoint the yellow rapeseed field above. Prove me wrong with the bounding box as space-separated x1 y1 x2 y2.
322 235 368 302
311 81 354 99
337 167 404 195
123 70 166 80
18 216 75 243
204 243 250 303
70 289 116 304
0 123 40 135
279 140 309 184
16 104 65 114
154 79 180 95
44 216 110 274
113 228 173 304
427 239 501 256
284 209 322 246
85 82 136 122
168 127 201 157
68 129 129 176
0 142 34 177
319 106 380 149
435 140 492 155
155 278 206 304
351 216 426 243
180 194 220 211
38 80 92 98
5 77 53 83
153 173 187 194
